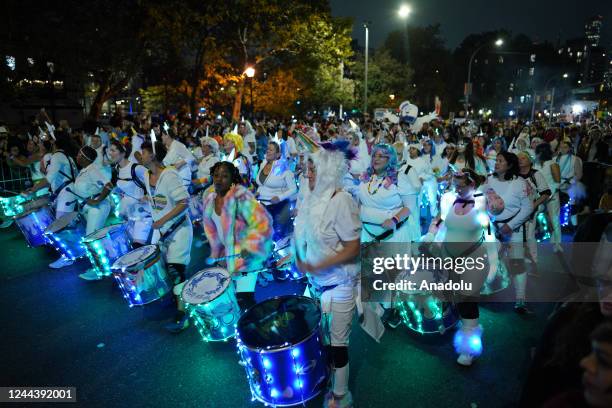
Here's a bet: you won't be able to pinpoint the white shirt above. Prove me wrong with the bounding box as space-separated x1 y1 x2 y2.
115 161 151 220
485 175 533 231
256 160 297 202
196 155 219 182
534 160 559 193
73 162 110 201
406 156 433 182
243 131 256 160
398 162 423 195
129 134 145 163
46 151 77 194
163 139 196 187
285 137 298 156
296 191 361 289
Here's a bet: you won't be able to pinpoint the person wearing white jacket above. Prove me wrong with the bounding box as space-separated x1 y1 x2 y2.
161 129 196 188
256 142 298 244
484 151 534 314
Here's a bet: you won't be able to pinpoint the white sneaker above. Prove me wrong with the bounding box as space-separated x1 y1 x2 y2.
49 255 74 269
79 268 101 281
457 353 475 366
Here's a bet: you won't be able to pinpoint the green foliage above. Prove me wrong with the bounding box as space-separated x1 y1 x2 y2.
353 49 413 110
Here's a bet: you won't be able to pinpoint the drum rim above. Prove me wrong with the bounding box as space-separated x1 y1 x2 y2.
181 267 231 305
13 205 52 220
44 212 80 234
237 295 322 352
111 244 160 272
82 223 126 243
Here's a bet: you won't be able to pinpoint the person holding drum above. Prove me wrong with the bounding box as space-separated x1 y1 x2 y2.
23 132 80 269
161 127 196 189
423 168 494 366
358 143 411 328
255 141 298 245
69 146 113 280
140 141 194 333
107 139 152 247
201 161 273 312
484 151 534 314
294 141 361 408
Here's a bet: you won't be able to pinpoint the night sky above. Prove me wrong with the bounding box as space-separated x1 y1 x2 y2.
330 0 612 50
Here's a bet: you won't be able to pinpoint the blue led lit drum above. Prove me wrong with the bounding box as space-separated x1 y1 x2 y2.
14 203 55 247
82 223 132 278
43 212 87 260
236 296 329 407
181 267 241 342
111 245 172 307
1 193 28 218
394 269 459 335
188 191 204 223
262 199 295 245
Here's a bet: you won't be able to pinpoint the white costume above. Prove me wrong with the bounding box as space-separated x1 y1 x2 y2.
196 154 220 184
398 162 423 242
519 169 550 262
72 163 111 235
358 176 411 243
146 167 193 265
115 161 153 244
163 139 196 188
255 159 297 202
534 160 561 244
129 134 145 163
46 150 78 215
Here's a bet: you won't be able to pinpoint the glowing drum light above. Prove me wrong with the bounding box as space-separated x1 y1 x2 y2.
14 204 55 247
394 270 459 334
181 267 241 342
110 245 172 307
82 223 132 278
43 212 87 260
236 296 330 406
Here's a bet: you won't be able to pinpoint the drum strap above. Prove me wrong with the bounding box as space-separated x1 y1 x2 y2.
160 214 188 241
362 218 408 243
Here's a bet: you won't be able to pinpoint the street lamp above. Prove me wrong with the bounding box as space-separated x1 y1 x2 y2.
398 4 412 18
244 66 255 119
465 37 504 116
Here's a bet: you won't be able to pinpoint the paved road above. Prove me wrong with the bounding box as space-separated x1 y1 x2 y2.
0 225 553 408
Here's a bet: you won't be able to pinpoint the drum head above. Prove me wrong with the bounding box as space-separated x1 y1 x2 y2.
181 268 230 305
24 197 49 211
84 223 124 242
237 296 320 350
112 245 158 270
46 212 78 234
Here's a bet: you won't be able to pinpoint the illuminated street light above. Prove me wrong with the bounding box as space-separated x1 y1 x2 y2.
398 4 412 18
495 38 504 47
562 73 569 78
244 66 255 78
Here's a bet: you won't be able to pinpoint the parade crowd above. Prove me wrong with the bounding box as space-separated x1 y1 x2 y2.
1 107 611 408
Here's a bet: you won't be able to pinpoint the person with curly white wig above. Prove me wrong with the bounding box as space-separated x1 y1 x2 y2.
294 141 361 408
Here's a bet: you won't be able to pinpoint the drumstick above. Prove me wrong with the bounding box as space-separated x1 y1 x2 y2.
205 253 242 265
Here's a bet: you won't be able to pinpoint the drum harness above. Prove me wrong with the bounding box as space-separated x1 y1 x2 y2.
362 164 414 242
49 150 77 203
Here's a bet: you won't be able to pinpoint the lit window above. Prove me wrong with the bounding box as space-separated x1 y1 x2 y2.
508 96 513 103
498 56 504 64
529 67 535 76
530 54 536 62
6 56 15 70
520 96 525 103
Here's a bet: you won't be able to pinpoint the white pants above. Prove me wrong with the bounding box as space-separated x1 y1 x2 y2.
160 220 193 265
83 200 111 235
127 218 153 244
422 180 439 217
545 194 562 245
405 194 421 242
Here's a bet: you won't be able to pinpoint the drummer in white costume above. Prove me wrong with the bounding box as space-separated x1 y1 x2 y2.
420 138 441 217
358 143 411 245
294 141 361 408
71 146 113 280
398 151 423 242
161 128 196 189
107 139 153 247
24 132 79 269
140 141 194 333
485 151 533 314
255 141 298 245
